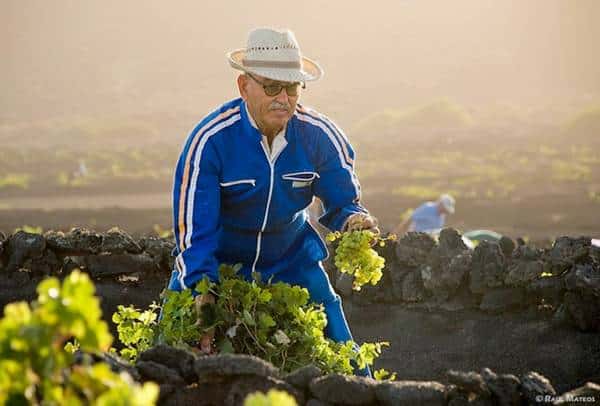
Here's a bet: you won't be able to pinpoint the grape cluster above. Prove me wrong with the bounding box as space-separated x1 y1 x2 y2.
327 230 386 291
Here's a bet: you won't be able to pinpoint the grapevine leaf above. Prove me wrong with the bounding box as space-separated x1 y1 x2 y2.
258 313 276 330
219 338 235 354
242 310 255 326
195 277 212 296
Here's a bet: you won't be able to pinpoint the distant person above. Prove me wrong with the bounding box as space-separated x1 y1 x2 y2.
393 194 455 235
165 28 377 375
74 159 88 178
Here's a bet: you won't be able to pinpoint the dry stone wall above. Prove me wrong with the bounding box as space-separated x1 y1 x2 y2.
0 227 173 327
92 345 599 405
333 229 600 332
1 226 599 333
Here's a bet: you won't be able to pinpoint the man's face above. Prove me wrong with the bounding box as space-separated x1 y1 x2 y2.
237 73 300 135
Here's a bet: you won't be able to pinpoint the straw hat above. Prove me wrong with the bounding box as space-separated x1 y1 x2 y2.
227 28 324 83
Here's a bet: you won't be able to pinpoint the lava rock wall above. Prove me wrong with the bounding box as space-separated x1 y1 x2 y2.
1 227 599 332
0 227 172 327
333 229 600 332
104 345 599 405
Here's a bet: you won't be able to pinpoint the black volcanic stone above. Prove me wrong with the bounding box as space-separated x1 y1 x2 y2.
309 374 377 405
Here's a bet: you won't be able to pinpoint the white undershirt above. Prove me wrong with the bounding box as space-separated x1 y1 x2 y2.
245 104 288 161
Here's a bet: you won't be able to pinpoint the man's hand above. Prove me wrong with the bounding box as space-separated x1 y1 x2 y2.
194 293 216 354
343 213 380 235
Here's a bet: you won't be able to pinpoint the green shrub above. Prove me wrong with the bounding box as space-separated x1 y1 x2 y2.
114 264 390 375
0 270 159 405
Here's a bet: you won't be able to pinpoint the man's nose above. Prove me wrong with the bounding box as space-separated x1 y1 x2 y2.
274 87 290 104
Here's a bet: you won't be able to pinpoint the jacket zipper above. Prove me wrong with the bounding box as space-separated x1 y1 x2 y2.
251 140 286 273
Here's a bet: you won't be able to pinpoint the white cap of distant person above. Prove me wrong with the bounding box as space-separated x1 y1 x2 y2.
438 194 455 214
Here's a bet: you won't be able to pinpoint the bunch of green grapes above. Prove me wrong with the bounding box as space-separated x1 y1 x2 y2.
326 230 389 291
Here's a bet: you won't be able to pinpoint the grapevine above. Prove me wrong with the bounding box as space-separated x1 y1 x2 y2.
112 303 160 362
0 270 159 405
113 264 391 374
326 230 396 291
374 368 397 381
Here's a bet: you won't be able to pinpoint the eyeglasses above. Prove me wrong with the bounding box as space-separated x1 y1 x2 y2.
246 73 305 97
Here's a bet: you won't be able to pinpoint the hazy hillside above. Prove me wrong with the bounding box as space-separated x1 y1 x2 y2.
2 0 600 139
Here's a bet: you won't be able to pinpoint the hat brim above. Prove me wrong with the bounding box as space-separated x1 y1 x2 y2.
227 49 323 82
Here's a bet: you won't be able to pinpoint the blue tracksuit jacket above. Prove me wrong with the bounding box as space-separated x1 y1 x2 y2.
169 97 368 291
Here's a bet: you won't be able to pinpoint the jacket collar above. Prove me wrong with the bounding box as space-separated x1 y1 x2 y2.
242 100 289 159
243 100 260 131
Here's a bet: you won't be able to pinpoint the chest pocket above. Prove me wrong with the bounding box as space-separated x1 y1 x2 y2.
220 178 256 198
281 171 319 189
220 179 256 187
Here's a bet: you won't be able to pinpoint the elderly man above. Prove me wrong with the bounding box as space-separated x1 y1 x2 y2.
393 194 455 235
166 28 377 374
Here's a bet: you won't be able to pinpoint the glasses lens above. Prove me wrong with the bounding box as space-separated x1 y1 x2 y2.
253 74 300 97
284 83 299 96
264 84 283 97
265 83 299 97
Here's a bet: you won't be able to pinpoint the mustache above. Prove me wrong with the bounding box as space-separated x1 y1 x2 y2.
269 101 291 111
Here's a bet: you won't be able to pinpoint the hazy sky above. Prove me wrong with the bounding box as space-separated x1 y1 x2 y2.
2 0 599 125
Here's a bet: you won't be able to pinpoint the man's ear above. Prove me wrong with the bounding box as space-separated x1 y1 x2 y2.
237 74 248 100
